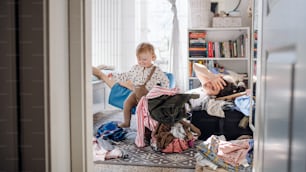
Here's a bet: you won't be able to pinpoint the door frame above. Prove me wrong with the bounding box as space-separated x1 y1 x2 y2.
68 0 93 172
46 0 93 171
68 0 93 171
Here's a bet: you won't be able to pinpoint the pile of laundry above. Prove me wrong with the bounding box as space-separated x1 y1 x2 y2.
93 121 131 161
195 135 254 172
188 87 255 129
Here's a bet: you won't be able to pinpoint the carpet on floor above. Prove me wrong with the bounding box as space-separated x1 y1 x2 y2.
95 139 198 169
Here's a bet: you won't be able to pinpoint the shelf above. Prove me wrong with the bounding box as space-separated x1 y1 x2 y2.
188 77 199 80
187 27 251 90
189 57 248 60
189 76 249 80
188 27 249 31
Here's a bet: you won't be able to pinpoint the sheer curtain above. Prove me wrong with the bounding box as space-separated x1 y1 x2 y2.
139 0 188 90
168 0 180 89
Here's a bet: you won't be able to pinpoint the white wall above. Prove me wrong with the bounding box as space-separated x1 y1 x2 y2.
210 0 252 27
238 0 252 27
222 0 252 27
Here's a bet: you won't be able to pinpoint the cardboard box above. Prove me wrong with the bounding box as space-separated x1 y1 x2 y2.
212 17 242 27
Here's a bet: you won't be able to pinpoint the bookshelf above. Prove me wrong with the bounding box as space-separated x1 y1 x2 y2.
188 27 251 90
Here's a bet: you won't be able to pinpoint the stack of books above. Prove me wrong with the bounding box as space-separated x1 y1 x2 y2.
189 31 207 57
189 33 247 58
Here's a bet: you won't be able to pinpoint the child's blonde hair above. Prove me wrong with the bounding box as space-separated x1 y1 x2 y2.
136 42 156 59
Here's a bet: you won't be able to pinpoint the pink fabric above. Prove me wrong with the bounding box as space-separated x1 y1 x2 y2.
162 139 189 153
217 139 250 166
92 138 107 161
135 86 180 147
146 86 179 98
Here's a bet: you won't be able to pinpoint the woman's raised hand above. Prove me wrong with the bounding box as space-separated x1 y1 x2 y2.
209 74 226 91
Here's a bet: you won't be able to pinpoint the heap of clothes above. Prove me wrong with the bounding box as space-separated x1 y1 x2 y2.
93 121 130 161
153 119 201 153
93 86 202 161
195 135 254 172
134 86 201 152
187 87 255 129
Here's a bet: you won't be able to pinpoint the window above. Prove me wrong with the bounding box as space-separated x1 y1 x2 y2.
91 0 188 87
139 0 173 72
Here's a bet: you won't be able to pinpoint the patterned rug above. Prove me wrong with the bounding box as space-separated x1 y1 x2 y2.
95 140 198 169
93 112 198 169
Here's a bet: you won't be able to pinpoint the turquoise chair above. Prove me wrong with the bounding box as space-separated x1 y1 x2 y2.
108 72 175 114
165 72 176 89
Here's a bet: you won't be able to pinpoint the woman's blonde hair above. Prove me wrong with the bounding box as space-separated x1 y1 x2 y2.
136 42 156 59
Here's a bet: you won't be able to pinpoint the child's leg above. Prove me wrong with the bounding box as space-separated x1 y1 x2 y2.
119 93 137 128
92 66 115 88
118 80 134 91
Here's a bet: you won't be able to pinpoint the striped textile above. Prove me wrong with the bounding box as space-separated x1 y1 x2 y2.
135 86 180 147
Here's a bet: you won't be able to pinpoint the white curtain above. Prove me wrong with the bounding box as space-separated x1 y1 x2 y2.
168 0 184 89
91 0 121 67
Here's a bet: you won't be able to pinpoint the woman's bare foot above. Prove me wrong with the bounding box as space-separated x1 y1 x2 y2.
92 67 109 81
118 122 130 128
92 67 103 79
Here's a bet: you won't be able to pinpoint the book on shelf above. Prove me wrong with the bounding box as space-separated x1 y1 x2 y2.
223 41 230 58
236 38 241 57
189 47 206 51
188 61 193 77
189 56 206 59
233 40 237 57
188 60 206 77
253 40 257 58
189 32 206 39
240 33 247 57
220 42 225 57
214 41 220 58
189 51 206 57
189 79 194 90
189 60 197 77
253 30 258 58
189 31 207 57
229 40 233 57
207 41 214 58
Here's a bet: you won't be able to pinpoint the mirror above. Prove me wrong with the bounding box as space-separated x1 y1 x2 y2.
211 0 242 15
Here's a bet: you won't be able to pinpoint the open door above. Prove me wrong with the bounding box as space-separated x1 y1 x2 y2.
255 0 306 171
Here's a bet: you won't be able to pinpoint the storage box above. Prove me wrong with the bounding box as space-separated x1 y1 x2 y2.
212 17 242 27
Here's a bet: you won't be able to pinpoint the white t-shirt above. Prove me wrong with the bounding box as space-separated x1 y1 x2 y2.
185 87 209 110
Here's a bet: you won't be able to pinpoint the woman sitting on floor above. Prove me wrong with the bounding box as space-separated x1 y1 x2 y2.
193 63 248 99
